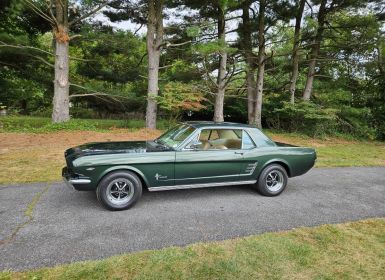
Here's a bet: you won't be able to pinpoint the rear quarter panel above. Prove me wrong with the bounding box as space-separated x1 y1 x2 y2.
243 146 316 179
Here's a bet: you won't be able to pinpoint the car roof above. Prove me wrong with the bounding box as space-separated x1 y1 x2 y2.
182 121 256 129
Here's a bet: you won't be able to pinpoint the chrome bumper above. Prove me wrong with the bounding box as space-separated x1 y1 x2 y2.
62 167 91 191
63 177 92 190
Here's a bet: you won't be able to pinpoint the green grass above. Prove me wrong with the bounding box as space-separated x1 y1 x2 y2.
265 130 385 167
316 144 385 167
0 116 172 132
1 218 384 280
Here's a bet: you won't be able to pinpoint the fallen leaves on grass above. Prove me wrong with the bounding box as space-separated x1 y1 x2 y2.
0 130 161 184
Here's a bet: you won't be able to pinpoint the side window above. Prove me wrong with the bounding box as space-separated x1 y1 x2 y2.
242 131 256 149
209 130 219 140
199 130 219 141
190 129 245 150
217 129 240 140
208 129 242 150
199 130 210 141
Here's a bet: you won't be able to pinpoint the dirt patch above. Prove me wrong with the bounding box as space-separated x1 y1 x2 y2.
0 130 162 184
0 129 161 151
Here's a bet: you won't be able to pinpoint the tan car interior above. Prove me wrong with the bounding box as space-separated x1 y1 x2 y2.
198 129 242 150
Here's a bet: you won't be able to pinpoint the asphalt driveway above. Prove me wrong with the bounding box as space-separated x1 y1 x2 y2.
0 167 384 271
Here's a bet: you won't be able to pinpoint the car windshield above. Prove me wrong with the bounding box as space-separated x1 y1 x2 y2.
156 124 196 149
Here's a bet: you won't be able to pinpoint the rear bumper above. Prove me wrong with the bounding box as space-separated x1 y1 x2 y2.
62 167 92 191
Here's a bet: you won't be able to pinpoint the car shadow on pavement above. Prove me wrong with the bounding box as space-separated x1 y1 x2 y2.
67 183 259 211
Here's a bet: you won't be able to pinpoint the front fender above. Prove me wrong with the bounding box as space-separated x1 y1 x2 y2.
97 165 150 188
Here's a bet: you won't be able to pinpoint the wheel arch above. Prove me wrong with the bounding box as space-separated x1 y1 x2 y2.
261 159 291 177
97 166 149 189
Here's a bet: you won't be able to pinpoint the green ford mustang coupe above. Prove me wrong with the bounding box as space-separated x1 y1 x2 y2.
63 122 316 210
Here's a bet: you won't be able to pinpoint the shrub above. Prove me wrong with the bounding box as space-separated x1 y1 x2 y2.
0 116 173 132
264 101 340 137
337 107 376 139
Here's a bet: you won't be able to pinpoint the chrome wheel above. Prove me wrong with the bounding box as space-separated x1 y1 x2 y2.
265 170 284 192
106 178 134 205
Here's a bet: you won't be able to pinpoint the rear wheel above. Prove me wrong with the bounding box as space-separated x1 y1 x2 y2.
96 171 142 210
255 164 288 196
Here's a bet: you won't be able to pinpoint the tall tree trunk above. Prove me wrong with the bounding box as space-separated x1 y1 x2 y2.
52 1 70 123
146 0 163 129
254 0 266 129
52 32 70 122
241 1 257 124
289 0 305 104
27 0 109 123
214 52 227 122
377 43 385 100
213 6 226 122
302 0 327 101
246 70 256 123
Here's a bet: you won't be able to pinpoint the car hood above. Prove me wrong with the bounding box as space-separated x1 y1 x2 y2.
65 140 171 158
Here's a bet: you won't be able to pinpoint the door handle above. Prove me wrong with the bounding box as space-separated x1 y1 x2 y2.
234 152 244 155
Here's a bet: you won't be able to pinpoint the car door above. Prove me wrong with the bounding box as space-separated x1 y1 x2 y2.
174 128 244 186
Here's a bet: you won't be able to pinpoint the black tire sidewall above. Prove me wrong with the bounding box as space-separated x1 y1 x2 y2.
256 164 288 196
97 171 142 210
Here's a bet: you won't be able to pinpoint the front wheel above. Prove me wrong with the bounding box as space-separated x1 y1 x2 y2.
96 171 142 210
255 164 288 196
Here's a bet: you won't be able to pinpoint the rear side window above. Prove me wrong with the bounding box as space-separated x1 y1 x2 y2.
242 131 256 149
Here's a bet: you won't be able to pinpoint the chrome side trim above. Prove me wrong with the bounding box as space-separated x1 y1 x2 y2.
174 173 239 181
242 162 258 176
148 180 257 192
69 178 91 184
156 170 257 182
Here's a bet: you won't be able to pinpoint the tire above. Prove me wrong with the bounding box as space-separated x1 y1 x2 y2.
255 164 288 196
96 171 143 211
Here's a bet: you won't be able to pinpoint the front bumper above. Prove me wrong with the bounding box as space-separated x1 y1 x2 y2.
62 167 92 191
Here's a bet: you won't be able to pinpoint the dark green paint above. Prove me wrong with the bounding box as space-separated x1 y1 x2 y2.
63 122 316 191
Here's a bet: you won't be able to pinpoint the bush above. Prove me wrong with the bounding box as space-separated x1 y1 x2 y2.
0 116 173 132
264 101 339 137
30 107 53 118
263 100 377 139
70 107 98 119
337 107 376 139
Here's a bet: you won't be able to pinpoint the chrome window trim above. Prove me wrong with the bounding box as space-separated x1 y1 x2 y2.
241 130 257 149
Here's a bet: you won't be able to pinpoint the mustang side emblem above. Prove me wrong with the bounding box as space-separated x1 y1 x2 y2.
155 173 168 181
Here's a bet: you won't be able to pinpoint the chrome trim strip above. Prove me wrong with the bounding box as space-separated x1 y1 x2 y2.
174 174 239 181
68 178 91 184
157 169 257 182
148 180 257 192
243 162 258 175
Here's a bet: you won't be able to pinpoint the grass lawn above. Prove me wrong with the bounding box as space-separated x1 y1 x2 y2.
1 116 385 184
1 218 384 279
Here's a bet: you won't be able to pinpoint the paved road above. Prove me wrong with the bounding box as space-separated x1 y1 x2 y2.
0 167 384 271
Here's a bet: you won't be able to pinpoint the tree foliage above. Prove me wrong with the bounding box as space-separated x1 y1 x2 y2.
1 0 385 139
